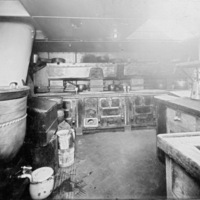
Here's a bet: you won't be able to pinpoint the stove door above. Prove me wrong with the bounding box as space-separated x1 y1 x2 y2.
63 99 77 125
128 96 156 127
83 97 99 128
99 97 125 127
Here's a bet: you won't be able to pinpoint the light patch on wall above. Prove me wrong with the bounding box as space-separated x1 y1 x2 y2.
0 1 29 16
35 30 47 40
127 19 195 41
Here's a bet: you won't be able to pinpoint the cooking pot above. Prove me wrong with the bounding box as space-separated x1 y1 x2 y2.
51 58 66 65
77 84 87 92
108 84 115 91
18 167 54 200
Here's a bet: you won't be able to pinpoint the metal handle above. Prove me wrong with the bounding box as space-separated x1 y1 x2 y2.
21 166 32 174
9 82 18 89
174 111 181 121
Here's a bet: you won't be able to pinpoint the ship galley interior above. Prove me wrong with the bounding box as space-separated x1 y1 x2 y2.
1 0 200 199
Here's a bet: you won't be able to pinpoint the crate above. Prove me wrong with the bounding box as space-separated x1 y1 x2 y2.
90 79 104 91
131 86 144 91
130 78 144 85
130 78 144 91
90 79 103 86
90 87 104 91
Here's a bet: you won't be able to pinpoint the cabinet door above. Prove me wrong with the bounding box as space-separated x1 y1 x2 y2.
84 97 98 118
166 156 200 199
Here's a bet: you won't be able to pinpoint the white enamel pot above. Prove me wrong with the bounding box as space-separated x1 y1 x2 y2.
29 167 55 200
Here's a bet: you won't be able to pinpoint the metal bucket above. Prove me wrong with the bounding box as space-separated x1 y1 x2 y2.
0 22 35 86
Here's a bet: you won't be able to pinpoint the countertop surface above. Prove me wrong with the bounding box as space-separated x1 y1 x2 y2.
168 90 191 98
154 92 200 117
35 89 167 98
157 132 200 181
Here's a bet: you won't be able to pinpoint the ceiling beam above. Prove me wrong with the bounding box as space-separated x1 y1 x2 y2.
33 40 186 53
31 16 148 20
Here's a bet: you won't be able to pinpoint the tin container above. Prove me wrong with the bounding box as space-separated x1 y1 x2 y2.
56 129 71 150
58 146 75 168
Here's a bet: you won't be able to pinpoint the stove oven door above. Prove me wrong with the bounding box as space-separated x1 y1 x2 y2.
128 95 156 127
83 97 99 128
98 97 125 128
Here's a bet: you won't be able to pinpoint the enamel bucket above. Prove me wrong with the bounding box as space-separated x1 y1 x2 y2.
0 22 35 86
29 167 54 200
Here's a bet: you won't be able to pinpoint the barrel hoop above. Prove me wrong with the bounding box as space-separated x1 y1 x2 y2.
0 114 27 128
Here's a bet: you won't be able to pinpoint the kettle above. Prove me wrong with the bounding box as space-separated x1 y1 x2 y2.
108 84 115 91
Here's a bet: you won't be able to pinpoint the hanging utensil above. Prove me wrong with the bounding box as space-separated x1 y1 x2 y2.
51 58 66 65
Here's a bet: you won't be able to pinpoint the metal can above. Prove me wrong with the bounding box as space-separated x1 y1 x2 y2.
56 129 70 149
58 146 74 168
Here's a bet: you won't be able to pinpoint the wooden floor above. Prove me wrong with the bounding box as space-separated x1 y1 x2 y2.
48 162 76 199
47 129 166 199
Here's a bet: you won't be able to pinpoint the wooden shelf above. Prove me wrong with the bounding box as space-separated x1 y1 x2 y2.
48 77 90 81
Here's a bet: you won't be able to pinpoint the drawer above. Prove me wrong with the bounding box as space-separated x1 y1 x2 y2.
166 108 197 132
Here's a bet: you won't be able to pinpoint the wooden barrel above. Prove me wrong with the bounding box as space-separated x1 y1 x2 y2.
0 86 29 163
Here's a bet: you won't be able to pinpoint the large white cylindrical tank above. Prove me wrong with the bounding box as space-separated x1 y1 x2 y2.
0 22 35 86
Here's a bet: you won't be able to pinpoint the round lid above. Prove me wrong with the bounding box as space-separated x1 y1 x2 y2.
32 167 54 183
0 84 30 101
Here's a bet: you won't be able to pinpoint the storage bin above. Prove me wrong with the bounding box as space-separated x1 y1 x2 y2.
26 97 58 146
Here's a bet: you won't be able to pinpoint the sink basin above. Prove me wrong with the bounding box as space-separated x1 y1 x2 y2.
157 132 200 181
